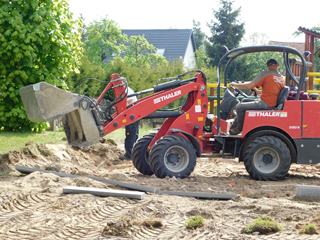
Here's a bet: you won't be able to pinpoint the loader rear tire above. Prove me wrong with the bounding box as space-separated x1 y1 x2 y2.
132 133 156 176
149 135 197 179
243 135 291 181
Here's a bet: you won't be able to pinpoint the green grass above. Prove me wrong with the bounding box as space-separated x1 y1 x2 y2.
186 215 205 230
0 126 157 153
242 215 283 234
0 130 67 154
300 224 317 234
106 126 157 141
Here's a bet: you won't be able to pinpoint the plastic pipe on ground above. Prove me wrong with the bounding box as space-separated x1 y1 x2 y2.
15 165 237 200
63 186 145 200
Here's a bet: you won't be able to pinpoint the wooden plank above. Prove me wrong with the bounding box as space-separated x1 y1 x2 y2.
63 186 145 200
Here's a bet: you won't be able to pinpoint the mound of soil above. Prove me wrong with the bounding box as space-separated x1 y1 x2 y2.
0 138 124 177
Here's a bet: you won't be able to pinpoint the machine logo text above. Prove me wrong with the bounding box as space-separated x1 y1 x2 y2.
154 90 182 104
248 112 287 117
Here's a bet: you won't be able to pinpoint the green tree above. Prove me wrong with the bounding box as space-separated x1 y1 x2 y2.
79 14 88 43
192 20 217 81
104 56 174 94
194 46 209 69
228 33 282 82
74 18 168 100
241 32 269 47
0 0 82 131
192 20 206 50
85 16 167 69
123 35 167 68
64 52 107 98
205 0 245 67
85 16 127 66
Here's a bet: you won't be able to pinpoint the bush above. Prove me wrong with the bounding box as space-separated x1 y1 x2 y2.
0 0 82 131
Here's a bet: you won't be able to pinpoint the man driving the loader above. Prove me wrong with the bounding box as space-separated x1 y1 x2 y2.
229 59 285 135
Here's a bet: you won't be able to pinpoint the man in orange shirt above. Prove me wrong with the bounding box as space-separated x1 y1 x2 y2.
229 59 285 135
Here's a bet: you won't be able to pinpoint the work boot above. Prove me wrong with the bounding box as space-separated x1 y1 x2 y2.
119 153 131 160
229 127 242 135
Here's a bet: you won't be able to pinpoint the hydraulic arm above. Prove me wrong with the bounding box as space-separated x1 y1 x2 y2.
20 71 208 150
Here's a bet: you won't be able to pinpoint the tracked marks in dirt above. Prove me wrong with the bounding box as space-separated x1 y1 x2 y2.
0 192 190 240
0 193 48 220
0 193 183 239
0 193 54 240
0 194 129 239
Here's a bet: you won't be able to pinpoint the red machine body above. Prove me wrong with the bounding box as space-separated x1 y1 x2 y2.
242 101 302 139
97 72 208 155
20 45 320 181
96 55 320 180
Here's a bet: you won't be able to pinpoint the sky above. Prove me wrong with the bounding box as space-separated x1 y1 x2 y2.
68 0 319 44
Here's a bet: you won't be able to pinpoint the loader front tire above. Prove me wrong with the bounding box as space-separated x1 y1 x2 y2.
132 133 155 175
149 135 197 179
243 135 291 181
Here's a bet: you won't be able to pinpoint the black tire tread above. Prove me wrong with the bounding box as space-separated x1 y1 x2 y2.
132 133 156 175
243 135 291 181
149 135 197 179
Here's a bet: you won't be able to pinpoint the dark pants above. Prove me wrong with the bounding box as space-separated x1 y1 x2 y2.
234 99 270 129
125 120 140 157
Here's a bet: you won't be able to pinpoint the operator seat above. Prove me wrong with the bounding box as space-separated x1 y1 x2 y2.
275 86 289 110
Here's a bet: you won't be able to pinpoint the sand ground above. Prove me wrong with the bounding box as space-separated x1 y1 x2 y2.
1 139 320 239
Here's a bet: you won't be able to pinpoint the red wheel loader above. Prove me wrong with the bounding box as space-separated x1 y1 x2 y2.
19 46 319 181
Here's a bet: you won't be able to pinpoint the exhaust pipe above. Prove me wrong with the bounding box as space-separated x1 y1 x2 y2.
19 82 100 147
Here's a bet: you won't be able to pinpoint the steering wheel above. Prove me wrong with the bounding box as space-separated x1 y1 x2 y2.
229 85 248 98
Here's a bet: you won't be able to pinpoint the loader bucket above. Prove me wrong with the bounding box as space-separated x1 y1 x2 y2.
19 82 100 147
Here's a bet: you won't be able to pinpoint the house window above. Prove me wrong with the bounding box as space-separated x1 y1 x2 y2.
156 49 165 56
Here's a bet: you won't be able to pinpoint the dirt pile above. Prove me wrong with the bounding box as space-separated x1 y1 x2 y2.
1 140 320 239
0 138 123 177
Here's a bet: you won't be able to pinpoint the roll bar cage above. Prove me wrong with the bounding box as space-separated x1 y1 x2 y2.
216 45 310 135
